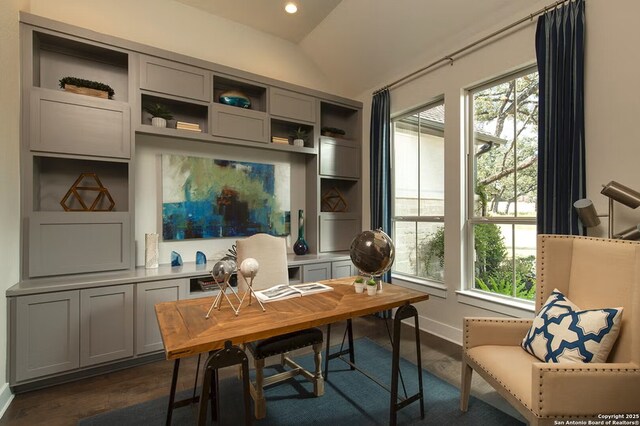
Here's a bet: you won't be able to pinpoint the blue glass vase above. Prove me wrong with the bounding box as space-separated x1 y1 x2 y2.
293 209 309 255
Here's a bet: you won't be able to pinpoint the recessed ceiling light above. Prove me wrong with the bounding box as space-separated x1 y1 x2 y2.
285 2 298 14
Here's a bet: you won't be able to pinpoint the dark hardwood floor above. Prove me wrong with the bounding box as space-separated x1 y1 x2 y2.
0 316 515 425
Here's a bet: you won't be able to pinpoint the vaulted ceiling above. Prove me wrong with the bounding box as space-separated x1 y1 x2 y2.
174 0 542 97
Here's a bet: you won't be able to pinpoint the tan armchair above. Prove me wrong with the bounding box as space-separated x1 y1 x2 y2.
460 235 640 425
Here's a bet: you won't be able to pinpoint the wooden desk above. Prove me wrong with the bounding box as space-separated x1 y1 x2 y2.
155 277 429 425
156 277 428 359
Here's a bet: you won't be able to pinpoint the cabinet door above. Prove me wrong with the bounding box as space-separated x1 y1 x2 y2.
320 213 361 252
28 212 131 277
303 262 331 282
15 291 80 382
140 55 211 102
320 138 360 178
211 103 269 143
80 284 134 367
332 260 354 279
30 88 131 159
270 88 316 123
136 279 187 355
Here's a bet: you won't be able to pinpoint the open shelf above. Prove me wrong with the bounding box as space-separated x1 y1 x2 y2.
270 118 314 149
141 93 209 133
213 75 267 112
32 155 129 212
33 31 129 102
320 178 360 213
188 274 238 299
288 266 302 284
320 101 361 141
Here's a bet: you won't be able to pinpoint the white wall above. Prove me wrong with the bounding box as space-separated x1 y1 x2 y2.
359 0 640 343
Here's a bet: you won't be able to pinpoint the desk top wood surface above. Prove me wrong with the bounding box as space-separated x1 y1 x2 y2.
155 277 429 359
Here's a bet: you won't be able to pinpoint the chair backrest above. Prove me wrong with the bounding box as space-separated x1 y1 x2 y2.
236 233 289 291
537 235 640 363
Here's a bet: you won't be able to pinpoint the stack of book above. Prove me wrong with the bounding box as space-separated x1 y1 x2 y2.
271 136 290 145
176 121 202 132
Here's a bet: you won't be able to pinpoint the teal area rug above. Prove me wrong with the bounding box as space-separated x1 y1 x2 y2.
78 338 524 425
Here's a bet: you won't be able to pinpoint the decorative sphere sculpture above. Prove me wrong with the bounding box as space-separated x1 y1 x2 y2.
239 258 260 278
211 260 233 282
349 229 395 277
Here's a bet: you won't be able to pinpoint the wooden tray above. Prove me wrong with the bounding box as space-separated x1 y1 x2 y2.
63 84 109 99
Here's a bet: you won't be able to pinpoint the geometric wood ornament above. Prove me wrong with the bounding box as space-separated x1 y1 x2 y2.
60 172 115 211
321 187 348 212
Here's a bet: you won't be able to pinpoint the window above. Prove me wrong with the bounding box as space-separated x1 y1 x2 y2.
392 101 445 283
467 68 538 301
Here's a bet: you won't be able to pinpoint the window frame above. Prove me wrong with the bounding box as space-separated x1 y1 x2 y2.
464 65 538 303
390 98 445 286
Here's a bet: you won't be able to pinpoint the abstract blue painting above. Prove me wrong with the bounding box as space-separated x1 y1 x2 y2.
162 155 290 240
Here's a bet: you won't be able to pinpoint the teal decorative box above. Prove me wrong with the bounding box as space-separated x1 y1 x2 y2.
219 90 251 109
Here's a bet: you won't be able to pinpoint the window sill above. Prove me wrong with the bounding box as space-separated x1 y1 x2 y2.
391 274 447 299
456 289 535 318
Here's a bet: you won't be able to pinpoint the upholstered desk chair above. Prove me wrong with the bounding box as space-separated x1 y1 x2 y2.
236 233 324 419
460 235 640 425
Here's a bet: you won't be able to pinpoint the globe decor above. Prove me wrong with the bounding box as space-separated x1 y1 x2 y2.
349 229 395 293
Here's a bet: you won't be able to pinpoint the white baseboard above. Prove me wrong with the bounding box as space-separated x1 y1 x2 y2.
403 314 462 346
0 382 13 420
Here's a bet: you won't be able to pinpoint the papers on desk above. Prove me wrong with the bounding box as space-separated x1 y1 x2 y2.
254 282 333 303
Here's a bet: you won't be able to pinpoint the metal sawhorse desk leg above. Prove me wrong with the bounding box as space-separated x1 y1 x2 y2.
324 305 424 426
166 354 202 426
198 341 252 426
324 318 355 380
165 341 252 426
389 304 424 426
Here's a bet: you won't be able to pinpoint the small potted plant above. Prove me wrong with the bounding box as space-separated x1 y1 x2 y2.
366 278 377 296
292 127 307 147
144 103 174 128
353 277 365 294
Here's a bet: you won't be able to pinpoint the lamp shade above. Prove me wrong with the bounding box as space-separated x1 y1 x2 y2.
573 198 601 227
601 181 640 208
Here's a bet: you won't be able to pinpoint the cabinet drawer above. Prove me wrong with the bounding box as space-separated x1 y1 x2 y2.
140 55 211 102
270 88 316 123
211 103 269 143
320 138 360 178
319 213 361 252
80 285 134 366
303 262 331 282
28 212 131 277
30 89 130 159
332 260 355 278
14 291 80 382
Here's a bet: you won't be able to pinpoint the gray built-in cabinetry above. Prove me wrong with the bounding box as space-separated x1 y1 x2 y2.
9 12 363 389
24 27 133 278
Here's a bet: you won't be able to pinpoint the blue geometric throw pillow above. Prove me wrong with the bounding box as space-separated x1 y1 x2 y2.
521 289 623 363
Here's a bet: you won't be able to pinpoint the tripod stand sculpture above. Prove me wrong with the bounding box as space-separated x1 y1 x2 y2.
205 260 242 318
238 257 266 313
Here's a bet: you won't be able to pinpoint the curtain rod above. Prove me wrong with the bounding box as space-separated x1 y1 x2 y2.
372 0 572 95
